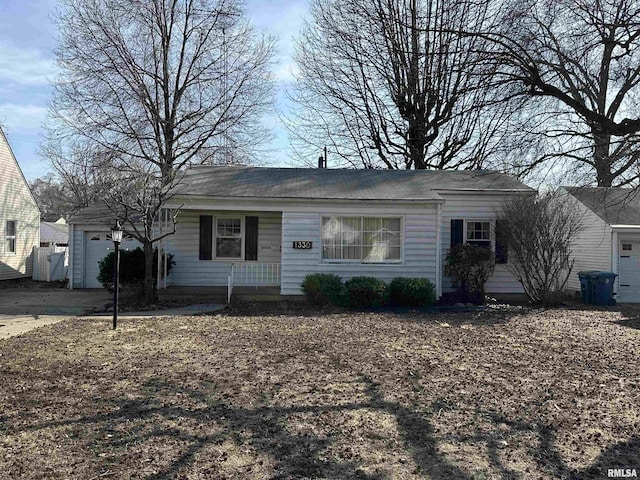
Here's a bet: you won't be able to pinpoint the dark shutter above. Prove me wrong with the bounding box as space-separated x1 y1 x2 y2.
245 216 259 261
199 215 212 260
495 220 508 264
451 219 464 247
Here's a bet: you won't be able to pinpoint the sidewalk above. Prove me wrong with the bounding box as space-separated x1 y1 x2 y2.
1 304 226 340
0 314 78 340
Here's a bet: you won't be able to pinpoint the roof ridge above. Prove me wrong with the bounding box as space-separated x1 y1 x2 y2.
187 165 507 175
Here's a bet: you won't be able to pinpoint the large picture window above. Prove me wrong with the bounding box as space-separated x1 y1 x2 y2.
216 218 242 259
322 216 401 263
5 220 16 254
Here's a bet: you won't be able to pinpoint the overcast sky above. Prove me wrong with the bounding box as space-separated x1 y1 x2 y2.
0 0 307 181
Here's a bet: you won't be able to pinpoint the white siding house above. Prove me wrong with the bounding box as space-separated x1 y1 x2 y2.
68 166 533 296
0 128 40 281
562 187 640 303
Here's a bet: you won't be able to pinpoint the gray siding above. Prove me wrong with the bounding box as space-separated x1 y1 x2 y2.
0 129 39 280
169 210 282 286
563 192 612 292
281 205 438 295
439 193 524 294
71 225 84 288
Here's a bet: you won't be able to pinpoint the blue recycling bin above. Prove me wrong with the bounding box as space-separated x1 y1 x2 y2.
577 271 596 304
590 272 617 306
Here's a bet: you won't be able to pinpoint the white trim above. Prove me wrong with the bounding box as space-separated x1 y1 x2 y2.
319 215 404 265
463 219 493 249
81 228 86 288
166 197 445 213
68 225 74 289
611 225 640 230
436 203 442 298
213 215 245 261
2 219 17 256
612 231 619 294
171 195 445 205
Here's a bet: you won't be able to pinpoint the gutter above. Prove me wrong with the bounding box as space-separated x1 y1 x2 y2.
610 225 640 231
167 195 446 207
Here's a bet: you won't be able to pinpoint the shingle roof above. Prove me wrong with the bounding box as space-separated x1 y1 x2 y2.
70 167 532 224
40 222 69 244
565 187 640 225
68 202 120 225
173 166 532 201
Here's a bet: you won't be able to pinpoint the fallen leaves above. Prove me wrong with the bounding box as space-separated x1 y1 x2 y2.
0 303 639 479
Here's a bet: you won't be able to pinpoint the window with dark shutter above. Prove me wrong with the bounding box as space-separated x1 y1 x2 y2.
199 215 212 260
450 219 464 247
245 216 259 261
495 220 508 264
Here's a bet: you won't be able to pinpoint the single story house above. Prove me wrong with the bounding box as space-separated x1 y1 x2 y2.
68 166 533 296
563 187 640 303
0 128 40 281
41 218 69 247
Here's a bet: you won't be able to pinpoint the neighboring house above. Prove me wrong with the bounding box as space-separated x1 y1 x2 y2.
68 166 533 295
41 217 69 247
0 128 40 280
563 187 640 303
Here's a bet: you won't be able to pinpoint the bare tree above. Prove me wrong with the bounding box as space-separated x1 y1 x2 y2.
287 0 507 170
45 0 275 303
480 0 640 187
29 175 69 222
497 191 585 306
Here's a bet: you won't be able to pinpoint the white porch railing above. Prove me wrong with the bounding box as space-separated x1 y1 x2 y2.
227 263 281 303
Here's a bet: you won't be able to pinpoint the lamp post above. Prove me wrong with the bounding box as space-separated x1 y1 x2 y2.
111 222 123 330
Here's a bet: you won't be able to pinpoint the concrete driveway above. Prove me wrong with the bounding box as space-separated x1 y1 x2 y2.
0 287 110 339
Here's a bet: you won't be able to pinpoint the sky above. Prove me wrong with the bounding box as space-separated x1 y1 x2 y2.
0 0 308 181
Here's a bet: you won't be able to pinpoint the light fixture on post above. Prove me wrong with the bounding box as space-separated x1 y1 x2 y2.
111 221 123 330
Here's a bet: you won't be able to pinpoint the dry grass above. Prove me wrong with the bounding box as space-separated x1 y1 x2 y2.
1 303 639 479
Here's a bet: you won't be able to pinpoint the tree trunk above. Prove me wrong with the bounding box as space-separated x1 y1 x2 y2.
593 131 614 186
407 115 428 169
143 240 156 305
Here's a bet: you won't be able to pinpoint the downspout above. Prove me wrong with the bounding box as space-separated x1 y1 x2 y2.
435 202 442 298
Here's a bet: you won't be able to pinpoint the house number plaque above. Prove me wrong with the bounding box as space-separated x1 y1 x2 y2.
293 241 312 249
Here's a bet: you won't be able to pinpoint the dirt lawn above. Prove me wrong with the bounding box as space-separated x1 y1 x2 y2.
1 304 639 479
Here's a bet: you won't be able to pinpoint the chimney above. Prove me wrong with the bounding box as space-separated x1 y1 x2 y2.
318 155 325 168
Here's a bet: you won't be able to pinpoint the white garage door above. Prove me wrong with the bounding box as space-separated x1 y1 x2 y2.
84 232 141 288
619 241 640 303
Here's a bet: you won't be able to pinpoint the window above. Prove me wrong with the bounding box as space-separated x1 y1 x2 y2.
622 243 633 251
465 220 491 247
5 220 16 254
216 218 243 259
322 216 401 263
451 219 506 264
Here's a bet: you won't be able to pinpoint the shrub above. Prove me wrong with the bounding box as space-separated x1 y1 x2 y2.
497 191 585 306
98 247 174 289
444 243 495 304
387 277 436 307
301 273 344 306
344 276 387 308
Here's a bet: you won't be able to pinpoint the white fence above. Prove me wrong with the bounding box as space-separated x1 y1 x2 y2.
32 246 68 282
